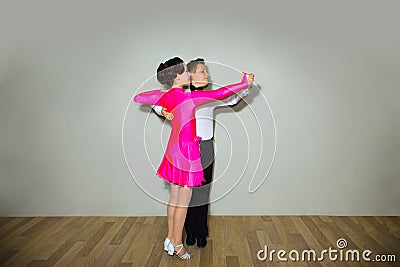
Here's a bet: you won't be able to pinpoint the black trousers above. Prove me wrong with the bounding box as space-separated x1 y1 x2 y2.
184 138 214 238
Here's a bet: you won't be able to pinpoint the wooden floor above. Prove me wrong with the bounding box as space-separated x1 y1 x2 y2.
0 216 398 266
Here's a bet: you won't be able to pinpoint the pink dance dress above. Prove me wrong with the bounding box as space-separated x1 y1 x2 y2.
134 74 248 187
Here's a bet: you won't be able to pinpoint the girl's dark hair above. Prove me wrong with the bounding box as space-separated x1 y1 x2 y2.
157 57 185 88
187 58 205 73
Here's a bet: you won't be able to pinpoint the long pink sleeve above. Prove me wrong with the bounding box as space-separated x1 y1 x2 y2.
133 90 164 105
190 74 249 106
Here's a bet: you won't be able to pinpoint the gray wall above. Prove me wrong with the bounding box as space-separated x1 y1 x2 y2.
1 0 399 216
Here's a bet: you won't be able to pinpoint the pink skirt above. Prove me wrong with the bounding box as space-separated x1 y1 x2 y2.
157 136 205 187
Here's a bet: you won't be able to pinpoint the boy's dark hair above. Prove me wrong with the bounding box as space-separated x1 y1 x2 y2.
187 58 205 73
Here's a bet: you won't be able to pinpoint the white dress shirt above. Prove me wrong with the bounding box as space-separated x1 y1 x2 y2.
152 88 249 141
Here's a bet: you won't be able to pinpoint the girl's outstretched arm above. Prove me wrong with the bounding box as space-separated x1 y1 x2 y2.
134 90 165 105
191 73 249 106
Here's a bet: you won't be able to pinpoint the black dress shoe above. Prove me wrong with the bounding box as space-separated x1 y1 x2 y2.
186 234 196 246
197 237 207 248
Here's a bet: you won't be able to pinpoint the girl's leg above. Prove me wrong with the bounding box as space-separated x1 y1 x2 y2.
167 184 179 239
171 186 192 254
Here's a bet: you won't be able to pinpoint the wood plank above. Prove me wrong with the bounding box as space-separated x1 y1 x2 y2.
211 216 226 267
19 217 59 238
34 217 91 260
222 216 238 255
383 216 400 239
144 216 166 266
226 255 240 267
104 218 144 266
243 216 264 232
233 217 253 267
271 216 291 244
109 217 136 245
53 241 86 267
122 224 158 264
291 216 323 250
92 244 118 267
68 221 114 265
199 238 213 267
300 216 330 248
60 217 110 266
262 217 283 245
79 218 127 266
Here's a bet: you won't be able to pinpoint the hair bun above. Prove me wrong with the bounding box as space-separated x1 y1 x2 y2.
156 57 185 87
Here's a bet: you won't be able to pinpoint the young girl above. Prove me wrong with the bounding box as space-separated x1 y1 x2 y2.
134 57 253 260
